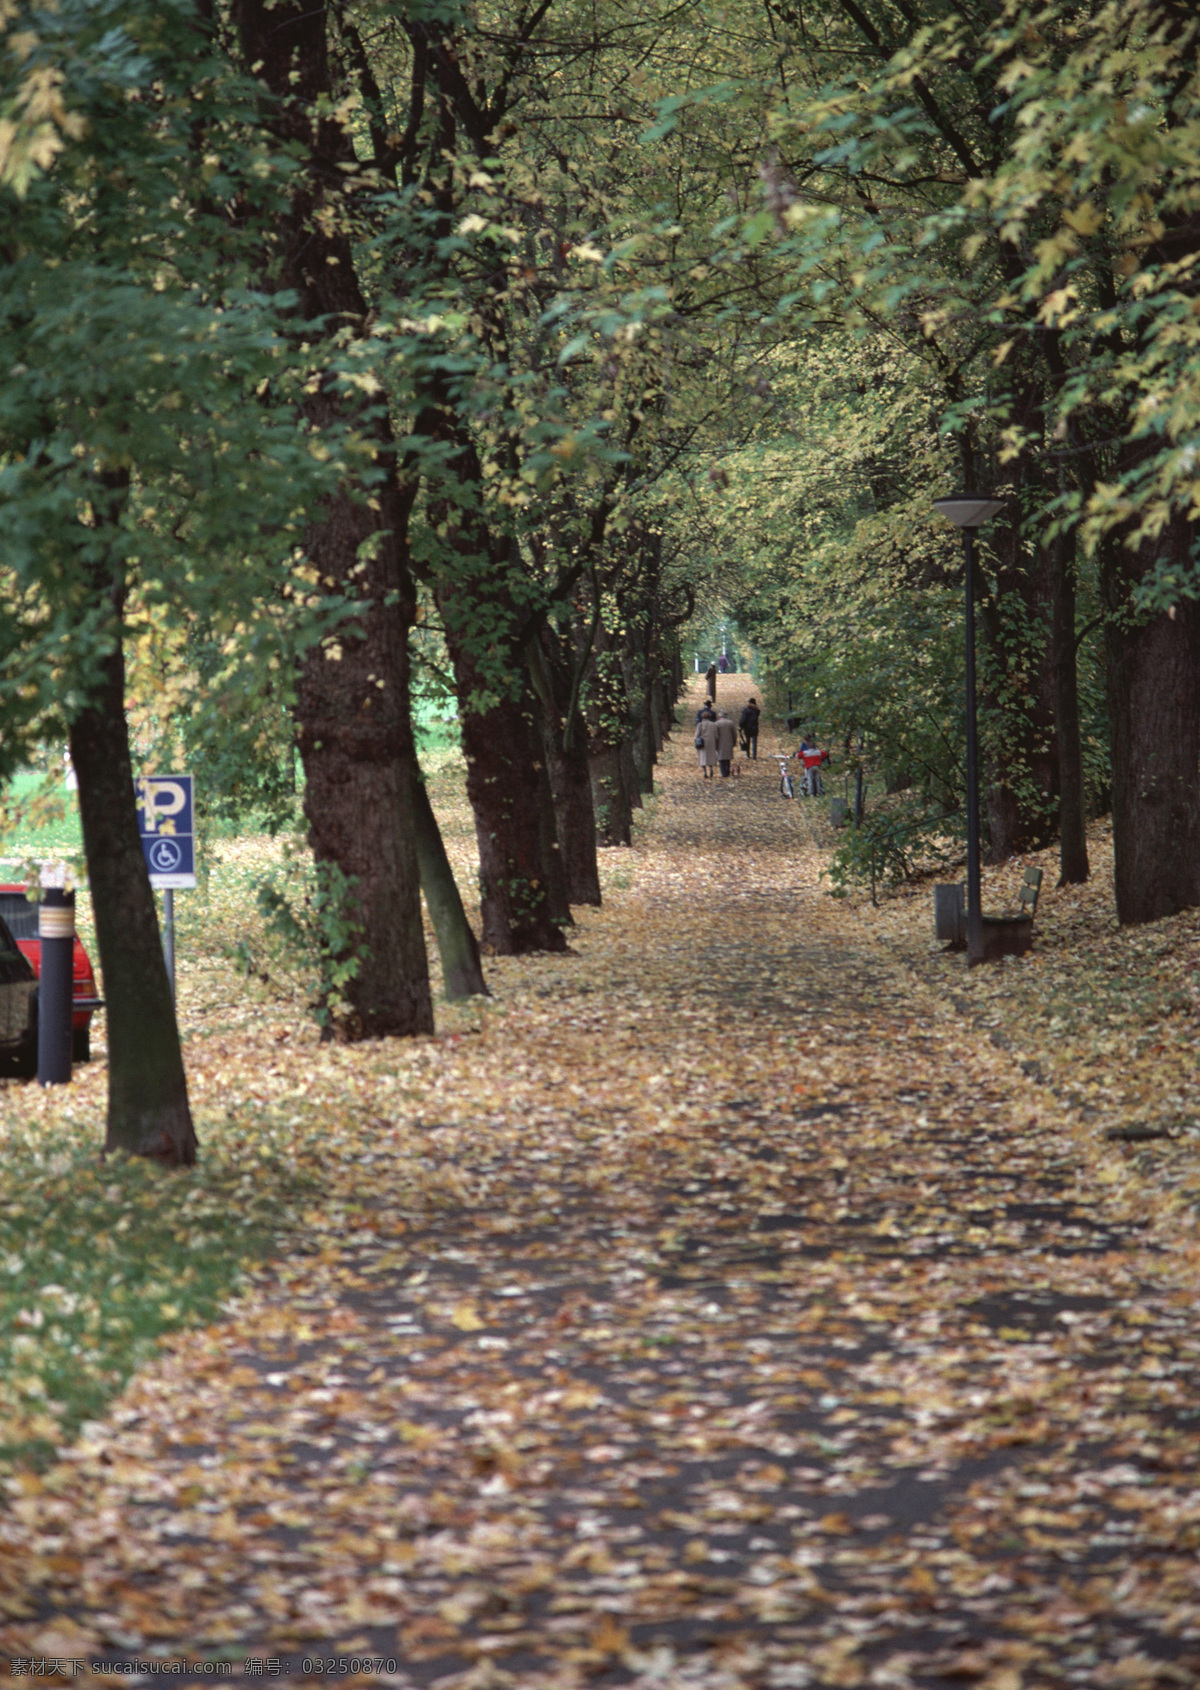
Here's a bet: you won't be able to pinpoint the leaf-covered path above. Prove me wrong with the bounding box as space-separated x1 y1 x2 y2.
5 684 1200 1689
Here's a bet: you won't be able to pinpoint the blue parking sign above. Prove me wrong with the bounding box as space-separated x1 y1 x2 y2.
136 774 196 889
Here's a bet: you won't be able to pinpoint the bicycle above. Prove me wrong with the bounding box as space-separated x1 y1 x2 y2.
778 759 796 800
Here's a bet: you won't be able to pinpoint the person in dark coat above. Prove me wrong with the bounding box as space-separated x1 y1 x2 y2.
705 662 718 703
739 698 760 760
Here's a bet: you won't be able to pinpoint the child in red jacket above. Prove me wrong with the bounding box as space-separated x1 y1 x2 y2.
796 738 830 797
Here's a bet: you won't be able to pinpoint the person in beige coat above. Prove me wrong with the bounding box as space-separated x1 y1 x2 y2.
696 713 718 778
714 711 738 777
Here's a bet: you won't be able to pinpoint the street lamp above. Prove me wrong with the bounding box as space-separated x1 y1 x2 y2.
932 493 1005 966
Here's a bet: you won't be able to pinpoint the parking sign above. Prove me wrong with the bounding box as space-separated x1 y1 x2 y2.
136 774 196 889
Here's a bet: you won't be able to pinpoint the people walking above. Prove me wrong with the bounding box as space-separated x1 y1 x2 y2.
695 699 716 725
714 710 738 777
696 712 718 778
739 697 760 760
705 662 718 703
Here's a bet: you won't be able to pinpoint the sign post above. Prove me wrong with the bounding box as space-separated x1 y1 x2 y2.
135 774 196 1002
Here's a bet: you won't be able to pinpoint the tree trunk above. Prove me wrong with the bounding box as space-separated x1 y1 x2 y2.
590 747 633 847
535 739 574 929
669 641 683 713
1104 515 1200 925
236 0 432 1041
520 635 578 922
529 628 601 905
621 644 656 794
446 641 568 953
1052 533 1089 885
979 518 1060 862
550 727 602 903
621 739 643 812
587 635 634 845
411 772 488 1000
70 633 196 1166
294 495 433 1039
650 686 664 756
963 358 1060 862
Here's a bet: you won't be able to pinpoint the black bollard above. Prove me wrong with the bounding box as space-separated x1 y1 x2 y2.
37 888 74 1086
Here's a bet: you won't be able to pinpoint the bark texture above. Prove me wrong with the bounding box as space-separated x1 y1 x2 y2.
1104 515 1200 925
411 773 488 1000
292 492 432 1040
532 624 601 906
977 396 1060 862
621 644 656 796
535 745 574 930
236 0 432 1039
70 628 196 1165
589 747 634 848
1051 534 1089 885
1095 91 1200 925
548 722 602 905
587 638 635 848
439 610 569 953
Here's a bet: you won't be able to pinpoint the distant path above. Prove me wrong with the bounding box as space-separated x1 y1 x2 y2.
4 677 1200 1689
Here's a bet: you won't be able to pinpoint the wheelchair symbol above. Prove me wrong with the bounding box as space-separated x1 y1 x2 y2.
148 837 183 873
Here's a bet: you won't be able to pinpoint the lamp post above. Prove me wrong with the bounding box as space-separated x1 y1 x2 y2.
932 494 1005 966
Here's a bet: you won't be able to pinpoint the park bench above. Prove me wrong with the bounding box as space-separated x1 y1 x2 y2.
981 864 1043 959
934 865 1043 959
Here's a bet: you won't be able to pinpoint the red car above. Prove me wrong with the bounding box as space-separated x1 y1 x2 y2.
0 886 103 1063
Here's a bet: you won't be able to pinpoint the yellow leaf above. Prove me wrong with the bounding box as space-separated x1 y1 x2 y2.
450 1299 485 1331
590 1615 629 1655
398 1419 441 1448
1063 199 1103 236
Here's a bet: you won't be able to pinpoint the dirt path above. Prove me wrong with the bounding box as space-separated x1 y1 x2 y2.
4 682 1200 1689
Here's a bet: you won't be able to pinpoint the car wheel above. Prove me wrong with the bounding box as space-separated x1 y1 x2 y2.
72 1024 91 1063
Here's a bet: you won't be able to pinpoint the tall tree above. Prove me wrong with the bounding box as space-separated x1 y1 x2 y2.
233 0 433 1035
976 0 1200 920
338 0 759 942
0 0 340 1155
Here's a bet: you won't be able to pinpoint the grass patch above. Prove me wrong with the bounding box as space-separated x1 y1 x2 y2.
0 1112 314 1472
0 769 83 857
